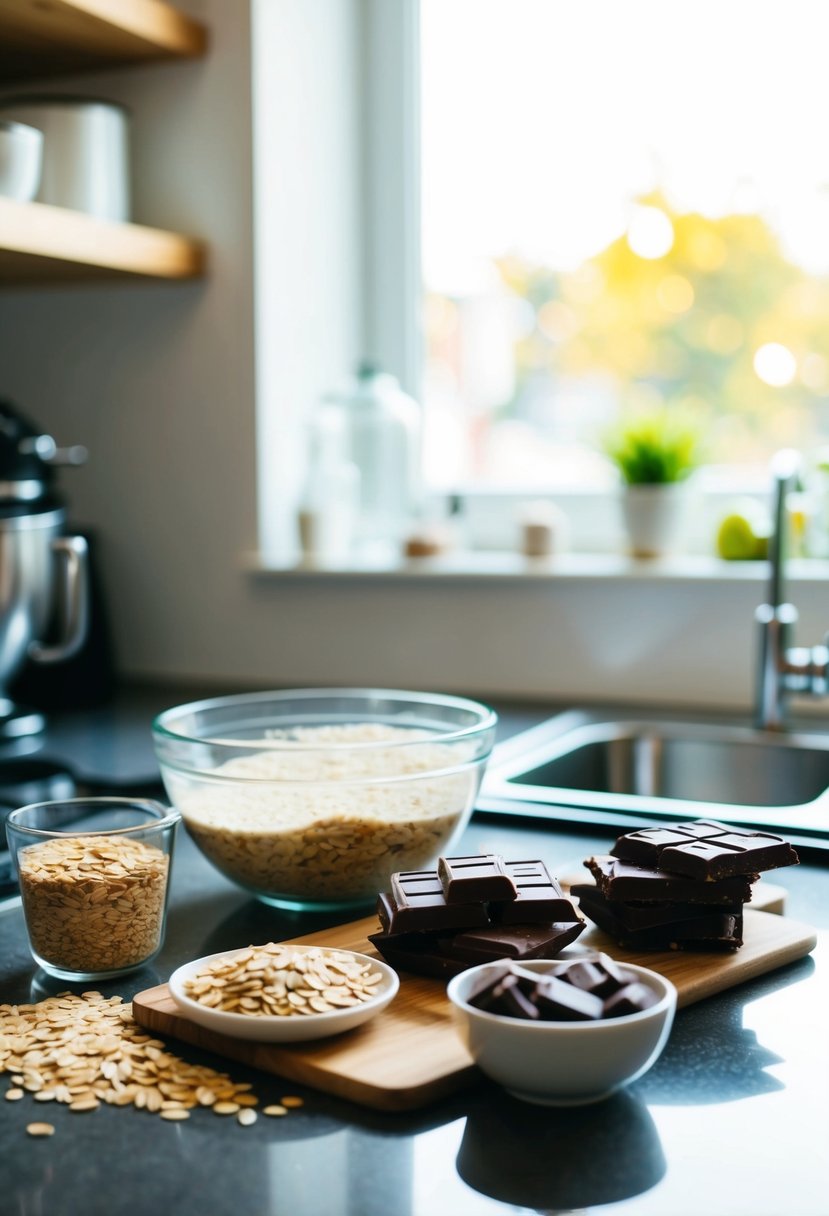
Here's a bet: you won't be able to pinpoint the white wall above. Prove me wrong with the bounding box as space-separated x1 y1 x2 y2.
0 1 826 717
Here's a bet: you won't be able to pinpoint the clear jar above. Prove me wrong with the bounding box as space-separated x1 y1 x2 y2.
152 688 498 912
7 798 179 981
324 363 421 557
297 407 360 563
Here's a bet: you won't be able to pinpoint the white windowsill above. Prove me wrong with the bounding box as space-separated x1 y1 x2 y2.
245 551 829 584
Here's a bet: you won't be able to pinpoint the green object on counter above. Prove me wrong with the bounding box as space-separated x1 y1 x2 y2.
716 503 771 560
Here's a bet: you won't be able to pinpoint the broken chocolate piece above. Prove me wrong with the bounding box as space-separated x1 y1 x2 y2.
465 956 662 1022
602 982 660 1018
437 854 518 904
376 885 488 935
586 856 755 904
446 921 585 963
491 974 541 1020
553 956 626 999
490 860 580 925
533 974 604 1021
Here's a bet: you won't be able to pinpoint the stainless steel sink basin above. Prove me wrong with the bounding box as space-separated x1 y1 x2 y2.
480 709 829 844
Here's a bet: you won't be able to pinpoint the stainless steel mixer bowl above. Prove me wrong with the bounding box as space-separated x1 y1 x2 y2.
0 506 88 712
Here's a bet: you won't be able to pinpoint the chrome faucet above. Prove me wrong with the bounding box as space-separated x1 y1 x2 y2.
755 449 829 729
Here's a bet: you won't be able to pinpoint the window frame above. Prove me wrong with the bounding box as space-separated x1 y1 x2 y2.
361 0 423 405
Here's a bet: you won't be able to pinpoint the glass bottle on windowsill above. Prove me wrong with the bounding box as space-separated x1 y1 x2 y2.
296 410 360 566
324 361 421 561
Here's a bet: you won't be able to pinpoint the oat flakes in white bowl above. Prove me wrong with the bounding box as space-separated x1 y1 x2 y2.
153 689 498 911
168 943 399 1042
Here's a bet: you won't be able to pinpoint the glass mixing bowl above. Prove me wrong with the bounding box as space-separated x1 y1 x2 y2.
152 688 498 912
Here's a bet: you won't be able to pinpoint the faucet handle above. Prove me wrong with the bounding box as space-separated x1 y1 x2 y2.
808 642 829 696
782 641 829 696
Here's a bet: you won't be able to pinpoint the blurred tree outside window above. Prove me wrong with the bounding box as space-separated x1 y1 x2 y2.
420 0 829 493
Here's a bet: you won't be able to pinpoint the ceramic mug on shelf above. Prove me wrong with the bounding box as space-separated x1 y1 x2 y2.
0 95 130 221
0 119 43 202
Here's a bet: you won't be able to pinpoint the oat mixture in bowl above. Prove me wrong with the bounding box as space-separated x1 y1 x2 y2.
152 689 498 911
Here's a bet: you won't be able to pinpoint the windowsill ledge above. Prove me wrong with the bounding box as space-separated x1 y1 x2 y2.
245 551 829 584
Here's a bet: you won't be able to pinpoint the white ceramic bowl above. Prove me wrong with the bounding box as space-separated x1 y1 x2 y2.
447 957 677 1106
168 945 399 1043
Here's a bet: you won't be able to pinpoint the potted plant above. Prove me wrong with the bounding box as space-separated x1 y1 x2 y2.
603 408 701 557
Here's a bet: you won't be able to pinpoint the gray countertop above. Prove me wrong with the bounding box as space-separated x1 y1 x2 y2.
0 687 826 1216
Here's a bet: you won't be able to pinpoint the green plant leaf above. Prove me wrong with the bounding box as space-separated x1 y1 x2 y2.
603 408 702 484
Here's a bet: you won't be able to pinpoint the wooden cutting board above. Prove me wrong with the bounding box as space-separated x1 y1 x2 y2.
132 907 816 1112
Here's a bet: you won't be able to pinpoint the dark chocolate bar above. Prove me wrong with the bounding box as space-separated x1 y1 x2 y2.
570 886 745 931
369 919 584 979
377 886 488 935
372 853 586 979
586 855 756 904
368 931 470 979
659 830 799 881
610 820 730 865
612 821 798 880
490 860 580 925
574 885 744 951
445 920 585 963
438 854 518 904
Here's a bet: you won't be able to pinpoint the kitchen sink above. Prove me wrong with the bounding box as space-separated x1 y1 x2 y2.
479 708 829 846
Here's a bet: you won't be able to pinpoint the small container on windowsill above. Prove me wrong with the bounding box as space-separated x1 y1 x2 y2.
403 522 456 559
517 501 570 558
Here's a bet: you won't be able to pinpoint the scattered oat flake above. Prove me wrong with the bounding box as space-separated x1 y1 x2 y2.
26 1122 54 1137
280 1096 304 1108
0 990 265 1129
263 1105 287 1117
69 1097 100 1112
212 1102 240 1116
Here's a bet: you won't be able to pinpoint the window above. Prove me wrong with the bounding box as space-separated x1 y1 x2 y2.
419 0 829 497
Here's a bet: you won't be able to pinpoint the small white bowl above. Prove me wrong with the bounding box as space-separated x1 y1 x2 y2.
168 945 399 1043
447 957 676 1106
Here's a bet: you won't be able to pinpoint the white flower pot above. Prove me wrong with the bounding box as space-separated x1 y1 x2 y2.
620 483 688 558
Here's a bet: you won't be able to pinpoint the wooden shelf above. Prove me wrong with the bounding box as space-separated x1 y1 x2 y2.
0 196 205 282
0 0 207 81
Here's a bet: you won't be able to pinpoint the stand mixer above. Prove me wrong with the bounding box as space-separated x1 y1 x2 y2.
0 401 89 741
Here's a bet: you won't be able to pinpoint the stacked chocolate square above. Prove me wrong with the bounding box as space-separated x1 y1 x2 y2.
572 820 799 952
369 853 584 978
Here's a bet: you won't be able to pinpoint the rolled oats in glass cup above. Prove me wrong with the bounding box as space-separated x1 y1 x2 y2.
6 798 180 982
